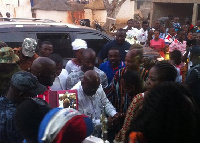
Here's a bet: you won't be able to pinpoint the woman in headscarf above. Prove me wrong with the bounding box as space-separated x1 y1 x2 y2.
65 39 87 74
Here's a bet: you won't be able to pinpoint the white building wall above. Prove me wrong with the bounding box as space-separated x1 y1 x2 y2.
0 0 32 18
93 10 107 24
15 6 32 18
84 9 93 22
35 10 69 23
116 0 135 23
84 0 135 25
19 0 30 6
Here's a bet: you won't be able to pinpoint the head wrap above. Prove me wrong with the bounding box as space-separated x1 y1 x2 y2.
72 39 87 50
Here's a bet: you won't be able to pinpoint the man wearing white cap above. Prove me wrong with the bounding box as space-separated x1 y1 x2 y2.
65 39 87 74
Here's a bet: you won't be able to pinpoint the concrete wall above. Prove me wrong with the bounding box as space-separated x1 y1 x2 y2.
35 10 85 24
35 10 69 23
84 0 135 25
92 10 107 24
19 0 30 6
0 0 32 18
151 2 194 26
67 11 85 24
116 0 135 23
140 1 151 19
84 9 106 27
152 0 200 3
84 9 93 22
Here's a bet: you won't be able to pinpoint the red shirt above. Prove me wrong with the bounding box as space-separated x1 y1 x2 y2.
36 86 50 103
150 38 165 58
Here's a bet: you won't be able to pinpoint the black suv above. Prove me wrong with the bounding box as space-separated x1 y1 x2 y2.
0 19 112 64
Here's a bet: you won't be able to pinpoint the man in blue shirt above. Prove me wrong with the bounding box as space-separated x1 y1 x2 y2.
99 47 125 85
98 28 131 64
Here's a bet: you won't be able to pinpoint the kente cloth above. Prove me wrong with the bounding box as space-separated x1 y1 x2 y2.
106 67 148 114
114 93 144 143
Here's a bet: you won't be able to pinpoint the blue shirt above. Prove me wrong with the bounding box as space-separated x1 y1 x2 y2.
159 33 166 39
173 22 181 31
98 40 131 62
0 97 23 143
99 61 125 85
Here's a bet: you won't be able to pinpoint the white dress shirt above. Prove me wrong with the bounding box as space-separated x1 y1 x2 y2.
51 69 68 91
137 28 148 43
65 60 80 74
72 81 117 120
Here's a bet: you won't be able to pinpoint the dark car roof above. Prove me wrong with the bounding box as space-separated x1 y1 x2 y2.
0 25 105 35
0 22 112 43
0 23 107 34
0 20 112 66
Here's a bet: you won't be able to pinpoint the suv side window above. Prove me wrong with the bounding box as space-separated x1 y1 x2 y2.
36 33 72 58
76 32 110 54
0 32 36 48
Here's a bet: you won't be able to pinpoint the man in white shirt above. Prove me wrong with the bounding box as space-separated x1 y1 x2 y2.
50 54 68 90
137 21 149 45
66 48 108 89
123 19 140 44
72 70 119 137
72 70 118 119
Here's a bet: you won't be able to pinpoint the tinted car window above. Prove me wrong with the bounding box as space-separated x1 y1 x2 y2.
36 33 72 58
76 32 110 54
0 24 112 61
0 32 36 47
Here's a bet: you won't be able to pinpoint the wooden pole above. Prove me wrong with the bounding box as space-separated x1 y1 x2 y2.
192 3 198 26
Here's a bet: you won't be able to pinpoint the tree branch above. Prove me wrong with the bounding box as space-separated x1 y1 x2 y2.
103 0 111 10
118 0 127 7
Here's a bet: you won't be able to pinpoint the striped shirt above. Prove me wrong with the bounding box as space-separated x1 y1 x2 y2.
106 67 148 113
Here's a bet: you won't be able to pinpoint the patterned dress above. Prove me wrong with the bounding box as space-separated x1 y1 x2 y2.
106 67 148 114
169 39 187 56
114 93 145 143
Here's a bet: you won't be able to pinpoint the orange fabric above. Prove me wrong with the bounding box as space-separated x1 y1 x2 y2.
129 132 146 143
13 47 39 72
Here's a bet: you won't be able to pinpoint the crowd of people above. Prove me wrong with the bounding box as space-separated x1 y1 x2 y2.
1 15 200 143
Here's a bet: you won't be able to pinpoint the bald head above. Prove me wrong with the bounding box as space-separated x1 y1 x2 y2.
31 57 55 73
127 49 143 58
31 57 56 86
81 48 96 72
125 49 143 71
84 70 100 84
82 48 96 58
82 70 100 96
